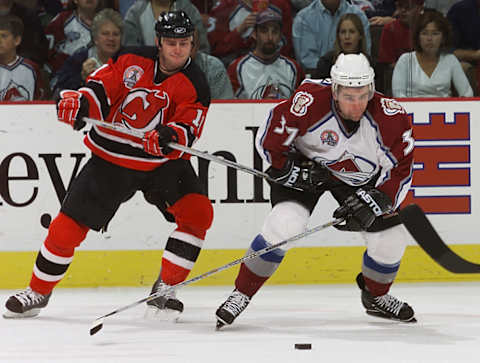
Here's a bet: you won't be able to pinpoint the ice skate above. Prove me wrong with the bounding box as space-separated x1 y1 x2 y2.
145 279 184 321
356 273 416 323
215 289 250 330
3 287 51 319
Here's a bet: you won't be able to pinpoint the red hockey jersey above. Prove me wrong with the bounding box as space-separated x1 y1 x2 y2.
255 79 414 208
79 46 210 171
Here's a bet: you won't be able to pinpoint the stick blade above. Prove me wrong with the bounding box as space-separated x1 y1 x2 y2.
90 318 104 336
399 204 480 273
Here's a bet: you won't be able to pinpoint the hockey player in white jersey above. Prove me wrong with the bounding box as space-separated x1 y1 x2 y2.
215 53 416 329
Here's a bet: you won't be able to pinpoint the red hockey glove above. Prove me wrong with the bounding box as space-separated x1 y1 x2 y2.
57 90 88 130
142 125 179 157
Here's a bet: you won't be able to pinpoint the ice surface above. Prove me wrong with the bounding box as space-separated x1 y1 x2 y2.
1 283 480 362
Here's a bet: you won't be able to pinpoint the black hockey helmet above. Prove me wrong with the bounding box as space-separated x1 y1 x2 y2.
155 11 195 39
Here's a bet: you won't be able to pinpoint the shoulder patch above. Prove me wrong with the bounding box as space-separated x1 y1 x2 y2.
320 129 339 146
290 91 314 117
123 65 144 89
380 97 406 116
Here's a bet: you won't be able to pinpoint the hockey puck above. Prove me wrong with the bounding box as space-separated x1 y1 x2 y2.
294 343 312 350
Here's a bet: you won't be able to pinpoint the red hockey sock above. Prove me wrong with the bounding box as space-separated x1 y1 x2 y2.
30 213 88 295
158 194 214 286
160 259 191 286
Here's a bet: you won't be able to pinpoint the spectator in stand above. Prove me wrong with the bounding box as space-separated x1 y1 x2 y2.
52 8 123 97
0 0 49 66
0 14 47 100
366 0 396 25
376 0 424 95
313 13 369 78
392 9 472 97
447 0 480 95
123 0 210 54
191 30 234 99
292 0 371 73
118 0 136 16
228 9 303 99
377 0 424 66
45 0 104 74
424 0 460 15
190 0 215 13
207 0 293 67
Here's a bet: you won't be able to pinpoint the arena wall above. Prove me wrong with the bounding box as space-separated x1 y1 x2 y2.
1 99 479 288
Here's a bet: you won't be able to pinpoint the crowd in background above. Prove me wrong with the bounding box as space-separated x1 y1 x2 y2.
0 0 478 101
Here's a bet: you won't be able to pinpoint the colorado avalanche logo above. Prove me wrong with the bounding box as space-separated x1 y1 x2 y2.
1 81 30 101
320 130 339 146
290 91 313 117
380 97 405 116
316 151 377 186
123 66 144 89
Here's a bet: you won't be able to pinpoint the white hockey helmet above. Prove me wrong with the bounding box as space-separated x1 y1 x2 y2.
330 53 375 99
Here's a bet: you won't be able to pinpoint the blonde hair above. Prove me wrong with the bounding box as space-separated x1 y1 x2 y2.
91 8 123 40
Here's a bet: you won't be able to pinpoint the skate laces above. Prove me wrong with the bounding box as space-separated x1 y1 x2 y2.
222 290 250 316
14 287 46 307
152 282 176 300
373 294 404 316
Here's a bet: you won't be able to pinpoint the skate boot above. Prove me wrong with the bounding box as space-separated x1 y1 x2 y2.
3 287 51 319
356 273 416 323
145 279 184 321
215 289 250 330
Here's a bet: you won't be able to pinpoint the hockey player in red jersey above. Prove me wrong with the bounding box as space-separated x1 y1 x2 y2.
215 53 416 329
4 11 213 320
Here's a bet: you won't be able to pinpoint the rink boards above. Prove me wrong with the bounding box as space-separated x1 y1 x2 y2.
1 98 480 288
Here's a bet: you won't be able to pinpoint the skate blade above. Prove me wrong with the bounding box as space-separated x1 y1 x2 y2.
366 310 417 323
3 308 40 319
215 320 226 330
144 305 181 322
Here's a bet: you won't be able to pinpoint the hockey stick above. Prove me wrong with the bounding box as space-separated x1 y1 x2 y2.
399 204 480 273
89 217 342 336
82 117 273 182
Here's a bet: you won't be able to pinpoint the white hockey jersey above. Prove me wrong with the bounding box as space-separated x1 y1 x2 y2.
0 56 45 101
255 79 414 209
228 52 304 99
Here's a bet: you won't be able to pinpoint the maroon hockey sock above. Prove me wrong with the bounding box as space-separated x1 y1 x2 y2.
235 263 269 298
363 275 393 297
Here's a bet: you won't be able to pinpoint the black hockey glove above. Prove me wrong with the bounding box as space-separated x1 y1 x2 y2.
267 158 330 192
333 187 392 231
143 124 179 156
157 124 179 154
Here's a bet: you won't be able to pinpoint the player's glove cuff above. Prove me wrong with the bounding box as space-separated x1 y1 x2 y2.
267 157 330 192
57 90 89 131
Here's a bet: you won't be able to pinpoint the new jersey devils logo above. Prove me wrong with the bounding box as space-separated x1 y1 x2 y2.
118 88 169 130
